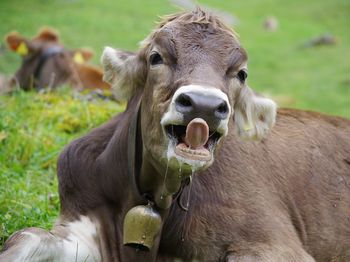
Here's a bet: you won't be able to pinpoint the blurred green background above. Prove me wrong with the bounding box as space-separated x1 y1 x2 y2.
0 0 349 247
1 0 349 116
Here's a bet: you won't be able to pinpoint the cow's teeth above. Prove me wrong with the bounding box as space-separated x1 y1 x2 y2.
180 147 207 156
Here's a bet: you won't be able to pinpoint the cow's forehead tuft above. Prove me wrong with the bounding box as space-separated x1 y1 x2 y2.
157 8 238 37
140 9 239 50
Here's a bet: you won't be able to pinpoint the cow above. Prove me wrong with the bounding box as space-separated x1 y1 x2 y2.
4 27 110 91
1 8 350 262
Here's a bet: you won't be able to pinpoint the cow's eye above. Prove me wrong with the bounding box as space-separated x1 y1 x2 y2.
237 70 248 83
149 52 163 66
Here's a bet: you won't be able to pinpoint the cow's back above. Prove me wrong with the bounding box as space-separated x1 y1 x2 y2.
263 109 350 260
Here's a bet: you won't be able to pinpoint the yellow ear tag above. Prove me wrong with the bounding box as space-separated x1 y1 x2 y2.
73 52 85 64
16 42 28 56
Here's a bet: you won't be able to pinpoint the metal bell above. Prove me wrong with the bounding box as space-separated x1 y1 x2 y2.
123 204 162 251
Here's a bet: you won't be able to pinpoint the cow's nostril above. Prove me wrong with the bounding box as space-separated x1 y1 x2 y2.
215 101 229 119
217 102 229 114
176 94 193 108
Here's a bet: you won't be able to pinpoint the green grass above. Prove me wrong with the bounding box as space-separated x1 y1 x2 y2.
0 88 123 246
1 0 349 117
200 0 350 117
0 0 175 74
0 0 349 249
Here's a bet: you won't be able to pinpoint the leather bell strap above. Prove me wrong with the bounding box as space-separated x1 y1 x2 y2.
127 98 145 202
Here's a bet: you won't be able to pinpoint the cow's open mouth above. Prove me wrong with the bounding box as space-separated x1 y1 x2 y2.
164 119 222 162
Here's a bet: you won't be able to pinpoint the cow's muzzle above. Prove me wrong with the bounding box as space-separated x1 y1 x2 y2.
161 85 231 168
175 91 229 128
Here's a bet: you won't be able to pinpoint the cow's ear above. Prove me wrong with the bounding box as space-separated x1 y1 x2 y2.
34 27 59 42
234 85 277 141
101 46 146 101
5 32 33 56
71 48 94 64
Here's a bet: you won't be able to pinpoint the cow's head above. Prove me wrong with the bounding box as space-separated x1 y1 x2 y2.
102 9 276 178
5 28 94 90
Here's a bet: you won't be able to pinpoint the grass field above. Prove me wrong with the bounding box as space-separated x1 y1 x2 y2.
0 0 349 248
0 89 123 247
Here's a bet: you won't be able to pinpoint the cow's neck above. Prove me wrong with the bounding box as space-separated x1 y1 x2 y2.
116 93 192 254
121 94 186 210
92 93 191 259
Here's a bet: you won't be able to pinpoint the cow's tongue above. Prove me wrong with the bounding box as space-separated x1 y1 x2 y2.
184 118 209 149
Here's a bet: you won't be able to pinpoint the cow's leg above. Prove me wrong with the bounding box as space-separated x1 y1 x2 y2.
0 227 62 261
0 216 101 261
224 243 315 262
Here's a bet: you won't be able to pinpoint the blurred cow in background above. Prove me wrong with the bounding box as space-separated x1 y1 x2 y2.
4 27 110 91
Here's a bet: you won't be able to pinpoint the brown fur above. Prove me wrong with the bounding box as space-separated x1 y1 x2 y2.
1 9 350 262
52 105 350 261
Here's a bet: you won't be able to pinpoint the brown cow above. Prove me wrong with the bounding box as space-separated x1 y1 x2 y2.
5 28 110 91
1 9 350 262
